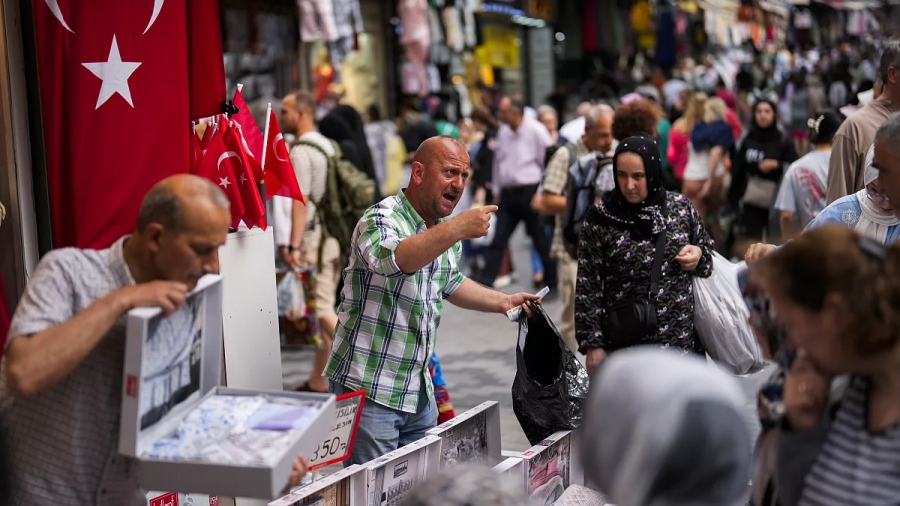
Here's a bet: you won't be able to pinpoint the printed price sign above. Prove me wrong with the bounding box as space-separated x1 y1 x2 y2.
308 390 366 470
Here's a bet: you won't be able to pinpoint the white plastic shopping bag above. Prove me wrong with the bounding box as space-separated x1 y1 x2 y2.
693 252 766 375
276 270 306 320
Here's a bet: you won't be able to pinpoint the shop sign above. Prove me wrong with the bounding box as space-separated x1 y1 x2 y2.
481 0 526 17
475 25 521 69
307 390 366 471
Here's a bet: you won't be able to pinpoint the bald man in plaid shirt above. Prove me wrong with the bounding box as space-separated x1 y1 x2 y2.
325 136 539 465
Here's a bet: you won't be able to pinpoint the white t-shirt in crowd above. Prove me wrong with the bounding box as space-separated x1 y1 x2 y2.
774 150 832 228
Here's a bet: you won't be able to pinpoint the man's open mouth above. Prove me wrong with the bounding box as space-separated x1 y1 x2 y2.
442 193 457 203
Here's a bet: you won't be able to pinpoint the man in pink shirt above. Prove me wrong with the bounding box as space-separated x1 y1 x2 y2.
477 97 557 296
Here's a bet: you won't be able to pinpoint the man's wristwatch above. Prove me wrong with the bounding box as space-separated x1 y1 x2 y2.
288 244 302 253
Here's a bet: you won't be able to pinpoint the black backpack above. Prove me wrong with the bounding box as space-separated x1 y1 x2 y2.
562 153 614 258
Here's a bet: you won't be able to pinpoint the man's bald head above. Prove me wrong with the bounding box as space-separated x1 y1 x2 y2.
413 136 468 171
407 136 470 224
136 174 230 234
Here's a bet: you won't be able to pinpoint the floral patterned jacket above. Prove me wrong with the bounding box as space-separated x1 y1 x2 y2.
574 192 714 354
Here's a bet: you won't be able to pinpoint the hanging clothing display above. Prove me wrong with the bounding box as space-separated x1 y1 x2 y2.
298 0 338 42
328 36 356 83
400 0 431 97
442 7 465 53
655 8 676 68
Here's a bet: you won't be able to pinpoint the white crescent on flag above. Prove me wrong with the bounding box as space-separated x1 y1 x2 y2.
274 133 289 162
45 0 74 33
217 151 240 172
143 0 166 34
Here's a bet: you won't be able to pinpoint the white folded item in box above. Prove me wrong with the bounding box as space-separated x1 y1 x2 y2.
146 394 320 466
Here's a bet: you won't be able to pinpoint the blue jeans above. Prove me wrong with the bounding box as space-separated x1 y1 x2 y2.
530 224 554 276
329 380 437 466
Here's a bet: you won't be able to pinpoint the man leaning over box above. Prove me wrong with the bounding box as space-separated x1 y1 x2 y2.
325 136 540 465
0 175 308 505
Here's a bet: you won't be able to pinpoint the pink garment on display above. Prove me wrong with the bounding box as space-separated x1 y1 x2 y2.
298 0 338 42
399 0 431 97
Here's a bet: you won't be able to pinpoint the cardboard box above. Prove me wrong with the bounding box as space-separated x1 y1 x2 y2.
492 457 526 493
425 401 502 469
364 435 442 506
520 431 584 505
267 465 367 506
120 275 335 499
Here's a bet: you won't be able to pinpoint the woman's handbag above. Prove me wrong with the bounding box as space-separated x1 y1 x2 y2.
603 204 668 346
742 176 778 209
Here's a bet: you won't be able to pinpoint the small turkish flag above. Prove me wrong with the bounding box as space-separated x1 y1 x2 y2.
222 121 267 229
232 87 263 159
263 107 304 203
190 127 202 173
195 126 244 228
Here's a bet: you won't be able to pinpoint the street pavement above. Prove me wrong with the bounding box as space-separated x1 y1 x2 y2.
282 227 772 453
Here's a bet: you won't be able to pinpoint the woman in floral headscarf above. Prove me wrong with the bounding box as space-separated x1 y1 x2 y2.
575 136 715 375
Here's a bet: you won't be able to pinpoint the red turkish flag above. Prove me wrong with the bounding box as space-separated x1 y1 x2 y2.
232 88 263 159
195 127 244 228
263 108 304 202
222 122 267 230
32 0 226 248
187 0 226 119
199 119 215 152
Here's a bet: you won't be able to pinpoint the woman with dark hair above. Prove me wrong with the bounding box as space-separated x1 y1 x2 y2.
728 98 797 243
326 105 383 201
575 136 714 375
774 110 845 237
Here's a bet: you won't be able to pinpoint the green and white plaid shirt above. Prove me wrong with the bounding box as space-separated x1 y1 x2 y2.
325 191 466 413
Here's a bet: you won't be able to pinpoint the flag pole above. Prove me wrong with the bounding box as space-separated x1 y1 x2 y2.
262 102 272 172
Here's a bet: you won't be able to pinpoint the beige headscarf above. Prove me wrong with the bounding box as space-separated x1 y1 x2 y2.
854 144 900 243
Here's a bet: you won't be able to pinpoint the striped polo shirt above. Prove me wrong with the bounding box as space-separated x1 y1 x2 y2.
0 237 145 505
800 375 900 505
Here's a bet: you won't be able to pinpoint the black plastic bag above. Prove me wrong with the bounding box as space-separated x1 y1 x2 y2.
512 304 590 445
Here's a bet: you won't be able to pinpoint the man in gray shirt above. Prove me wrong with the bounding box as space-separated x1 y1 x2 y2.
0 175 307 505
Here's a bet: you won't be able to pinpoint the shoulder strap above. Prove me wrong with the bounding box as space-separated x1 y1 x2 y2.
649 200 669 299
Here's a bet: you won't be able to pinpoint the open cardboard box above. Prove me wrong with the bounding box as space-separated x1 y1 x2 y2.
119 275 335 499
425 401 502 469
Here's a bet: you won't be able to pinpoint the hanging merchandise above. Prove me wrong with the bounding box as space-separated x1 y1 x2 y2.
462 0 478 49
442 7 465 53
326 0 364 83
400 0 432 97
631 0 656 53
312 47 335 102
298 0 338 42
655 7 677 68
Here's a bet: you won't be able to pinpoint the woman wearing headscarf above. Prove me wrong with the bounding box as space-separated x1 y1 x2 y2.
728 98 798 243
575 136 715 375
583 348 752 506
323 105 383 201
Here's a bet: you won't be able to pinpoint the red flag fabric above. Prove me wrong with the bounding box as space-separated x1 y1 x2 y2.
223 122 267 229
232 88 264 159
32 0 190 248
263 108 304 202
231 121 265 183
190 129 201 173
187 0 226 119
195 128 244 228
199 119 215 152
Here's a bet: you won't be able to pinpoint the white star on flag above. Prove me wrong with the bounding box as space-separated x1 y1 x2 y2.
219 177 231 189
239 173 248 185
82 36 142 109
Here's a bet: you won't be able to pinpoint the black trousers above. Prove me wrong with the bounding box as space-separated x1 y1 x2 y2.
479 184 557 289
